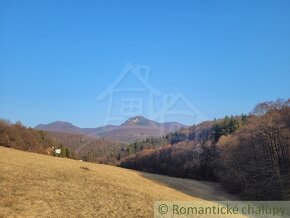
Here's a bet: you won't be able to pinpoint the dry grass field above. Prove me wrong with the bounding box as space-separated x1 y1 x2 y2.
0 147 240 218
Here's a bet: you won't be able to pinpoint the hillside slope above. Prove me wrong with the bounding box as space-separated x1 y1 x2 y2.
0 147 236 218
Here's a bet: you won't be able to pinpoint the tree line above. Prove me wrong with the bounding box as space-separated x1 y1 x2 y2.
0 120 72 158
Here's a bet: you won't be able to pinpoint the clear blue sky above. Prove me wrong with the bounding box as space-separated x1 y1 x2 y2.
0 0 289 127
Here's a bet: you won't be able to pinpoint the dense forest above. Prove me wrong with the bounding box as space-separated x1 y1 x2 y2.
120 99 290 200
217 100 290 200
47 131 127 164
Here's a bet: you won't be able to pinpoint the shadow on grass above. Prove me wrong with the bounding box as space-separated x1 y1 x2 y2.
138 171 237 201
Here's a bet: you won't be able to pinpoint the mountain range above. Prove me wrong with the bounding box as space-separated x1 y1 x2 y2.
35 116 186 142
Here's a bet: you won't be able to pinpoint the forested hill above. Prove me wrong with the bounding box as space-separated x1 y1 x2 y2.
0 120 60 155
120 99 290 200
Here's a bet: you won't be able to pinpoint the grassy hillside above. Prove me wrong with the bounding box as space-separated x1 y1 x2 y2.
0 147 236 218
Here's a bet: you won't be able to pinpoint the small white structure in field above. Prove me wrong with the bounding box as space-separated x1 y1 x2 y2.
55 149 61 155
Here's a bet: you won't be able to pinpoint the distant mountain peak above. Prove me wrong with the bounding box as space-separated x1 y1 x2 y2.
35 117 187 142
50 121 74 126
36 121 75 128
121 116 159 126
35 121 83 134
